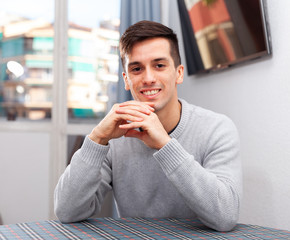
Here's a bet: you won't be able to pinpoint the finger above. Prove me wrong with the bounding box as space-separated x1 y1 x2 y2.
115 106 152 116
120 100 154 106
116 113 143 123
119 104 154 114
119 121 143 130
119 101 155 112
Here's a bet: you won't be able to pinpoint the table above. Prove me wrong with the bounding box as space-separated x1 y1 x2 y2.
1 217 290 239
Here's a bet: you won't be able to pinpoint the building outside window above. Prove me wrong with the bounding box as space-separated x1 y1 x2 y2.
67 20 120 123
0 0 120 122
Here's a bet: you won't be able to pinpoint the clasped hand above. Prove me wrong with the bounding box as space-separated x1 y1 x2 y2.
89 101 171 149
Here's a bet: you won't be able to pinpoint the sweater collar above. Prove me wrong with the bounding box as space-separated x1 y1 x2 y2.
169 98 192 139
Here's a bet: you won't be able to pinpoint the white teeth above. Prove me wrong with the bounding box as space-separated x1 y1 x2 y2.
143 90 159 96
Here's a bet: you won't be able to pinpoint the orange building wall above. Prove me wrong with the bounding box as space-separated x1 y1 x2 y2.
188 0 231 32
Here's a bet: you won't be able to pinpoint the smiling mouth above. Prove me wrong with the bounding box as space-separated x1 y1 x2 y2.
141 89 161 96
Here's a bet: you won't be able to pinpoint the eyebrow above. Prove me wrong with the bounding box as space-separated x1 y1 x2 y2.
128 57 170 67
153 57 170 62
128 61 140 68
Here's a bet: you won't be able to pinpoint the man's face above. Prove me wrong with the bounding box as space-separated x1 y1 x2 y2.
122 37 184 112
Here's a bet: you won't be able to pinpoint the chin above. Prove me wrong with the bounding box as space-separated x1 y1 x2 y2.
152 102 163 112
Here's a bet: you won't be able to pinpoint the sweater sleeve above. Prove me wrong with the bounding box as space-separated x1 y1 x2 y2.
54 136 112 223
153 117 242 231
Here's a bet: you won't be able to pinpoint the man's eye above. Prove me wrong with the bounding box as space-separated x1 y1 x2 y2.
156 64 165 69
132 67 141 72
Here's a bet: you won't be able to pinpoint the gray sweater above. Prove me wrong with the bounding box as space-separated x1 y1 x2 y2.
54 99 242 231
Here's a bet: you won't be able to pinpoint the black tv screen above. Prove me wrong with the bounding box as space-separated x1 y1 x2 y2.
177 0 272 75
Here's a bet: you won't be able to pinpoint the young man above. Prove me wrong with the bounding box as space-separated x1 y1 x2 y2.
54 21 242 231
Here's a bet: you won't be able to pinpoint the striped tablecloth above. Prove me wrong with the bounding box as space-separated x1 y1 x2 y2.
1 217 290 239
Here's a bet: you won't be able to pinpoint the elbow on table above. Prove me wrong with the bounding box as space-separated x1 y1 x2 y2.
54 205 76 223
54 199 98 223
210 211 239 232
212 191 241 231
54 200 87 223
214 219 237 232
54 190 77 223
201 206 239 232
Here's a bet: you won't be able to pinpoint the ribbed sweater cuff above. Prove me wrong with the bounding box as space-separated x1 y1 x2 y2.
154 138 190 174
78 135 110 167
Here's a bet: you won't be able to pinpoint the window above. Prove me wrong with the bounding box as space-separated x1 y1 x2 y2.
68 0 120 123
0 0 120 220
0 0 54 121
0 0 120 122
66 0 120 165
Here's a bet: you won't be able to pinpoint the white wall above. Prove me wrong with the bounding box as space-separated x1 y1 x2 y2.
0 132 50 224
167 0 290 231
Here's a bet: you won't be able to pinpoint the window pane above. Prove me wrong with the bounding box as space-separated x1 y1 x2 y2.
68 0 120 123
0 0 54 121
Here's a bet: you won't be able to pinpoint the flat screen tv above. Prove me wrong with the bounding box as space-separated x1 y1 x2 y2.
177 0 272 75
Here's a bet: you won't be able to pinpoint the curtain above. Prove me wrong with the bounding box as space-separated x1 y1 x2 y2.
177 0 204 75
117 0 161 103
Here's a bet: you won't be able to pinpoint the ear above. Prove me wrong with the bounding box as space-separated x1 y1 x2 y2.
122 72 130 90
176 64 184 84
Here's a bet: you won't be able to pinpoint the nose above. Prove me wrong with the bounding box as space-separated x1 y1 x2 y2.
142 67 156 85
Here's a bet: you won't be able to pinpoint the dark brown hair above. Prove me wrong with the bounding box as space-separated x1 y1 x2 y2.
119 20 181 70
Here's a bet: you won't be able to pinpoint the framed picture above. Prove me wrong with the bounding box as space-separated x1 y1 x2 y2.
177 0 272 75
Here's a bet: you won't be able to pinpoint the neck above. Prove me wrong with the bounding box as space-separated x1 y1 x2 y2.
157 99 181 134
